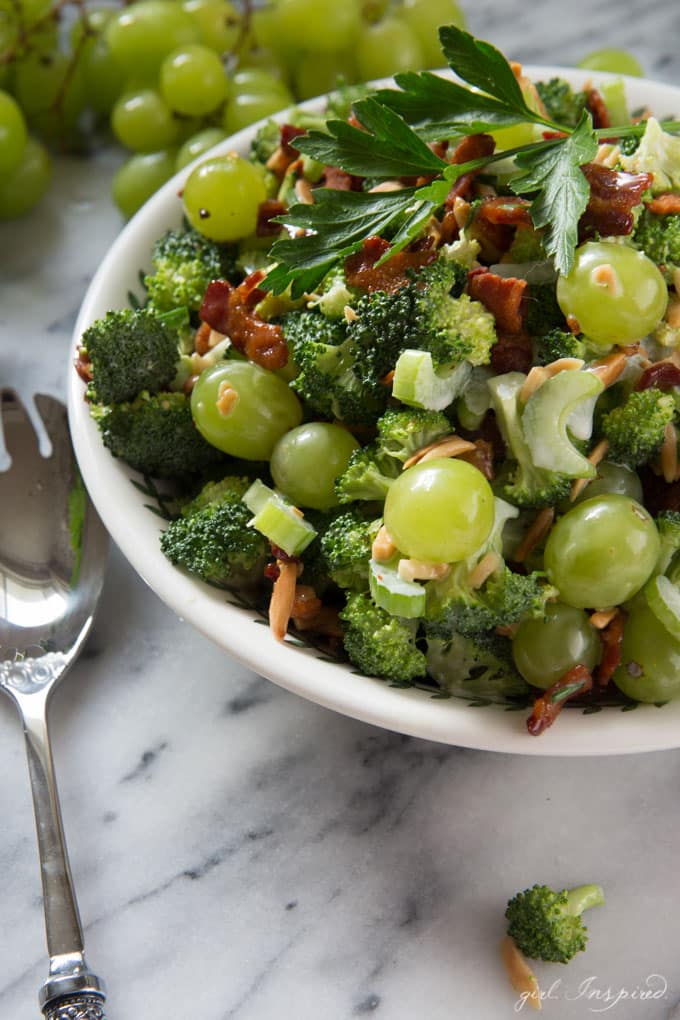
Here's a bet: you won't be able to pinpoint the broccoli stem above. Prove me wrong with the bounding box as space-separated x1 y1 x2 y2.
564 884 605 917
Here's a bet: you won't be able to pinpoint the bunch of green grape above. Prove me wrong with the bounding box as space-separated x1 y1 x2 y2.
0 0 466 222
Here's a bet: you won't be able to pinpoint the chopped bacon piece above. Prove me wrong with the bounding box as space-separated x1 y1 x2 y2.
596 611 626 688
467 268 528 334
634 361 680 392
585 87 612 130
457 438 495 480
256 198 286 237
489 333 533 375
280 123 306 158
344 235 437 293
74 346 92 384
639 464 680 514
645 193 680 216
579 163 653 239
200 273 288 370
475 196 533 228
446 132 496 201
526 664 593 735
291 585 323 620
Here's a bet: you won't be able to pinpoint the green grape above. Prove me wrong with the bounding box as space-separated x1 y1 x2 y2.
578 48 644 77
222 69 293 134
105 0 199 78
271 0 361 54
383 458 494 563
191 361 303 460
512 603 601 689
15 46 88 148
0 135 50 219
111 88 179 152
248 7 297 73
570 461 643 506
544 494 660 610
0 90 27 176
292 48 357 100
356 15 424 81
18 0 52 26
400 0 466 68
270 423 360 510
0 2 18 58
181 0 241 53
112 148 177 218
556 241 668 346
83 35 126 117
176 126 226 171
613 602 680 702
69 5 114 49
160 44 228 116
183 151 267 240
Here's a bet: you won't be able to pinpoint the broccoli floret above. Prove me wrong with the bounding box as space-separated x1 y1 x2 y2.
488 372 574 508
425 631 529 702
525 281 568 340
620 117 680 194
144 228 237 314
161 476 267 587
533 328 587 365
250 118 282 164
81 308 180 405
335 442 401 503
375 407 452 462
535 78 588 128
633 208 680 268
600 387 676 467
282 309 387 424
91 392 224 478
347 255 495 382
319 509 380 591
505 883 605 963
339 591 427 683
307 265 357 319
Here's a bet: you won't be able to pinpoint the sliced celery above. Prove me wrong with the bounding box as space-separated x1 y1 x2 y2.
243 479 316 556
369 558 426 619
522 370 604 479
392 349 471 411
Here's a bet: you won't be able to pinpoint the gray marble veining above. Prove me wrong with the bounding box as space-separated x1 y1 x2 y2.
3 4 680 1016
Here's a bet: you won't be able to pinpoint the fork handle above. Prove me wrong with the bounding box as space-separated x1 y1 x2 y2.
43 992 107 1019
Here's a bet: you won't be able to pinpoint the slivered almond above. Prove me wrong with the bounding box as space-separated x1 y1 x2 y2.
467 551 501 589
589 351 628 388
372 525 397 563
569 439 610 502
500 936 541 1011
513 507 555 564
590 607 619 629
398 559 450 582
294 178 314 204
426 215 443 247
269 560 300 642
208 328 226 348
593 143 621 168
566 314 581 335
344 305 358 322
403 435 476 470
519 359 585 403
368 180 404 193
591 262 622 297
195 320 212 355
216 381 238 417
452 196 471 230
662 422 678 483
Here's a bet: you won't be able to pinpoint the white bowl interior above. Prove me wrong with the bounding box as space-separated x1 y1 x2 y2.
68 68 680 755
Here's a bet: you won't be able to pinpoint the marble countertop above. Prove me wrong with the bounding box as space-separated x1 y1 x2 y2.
3 4 680 1017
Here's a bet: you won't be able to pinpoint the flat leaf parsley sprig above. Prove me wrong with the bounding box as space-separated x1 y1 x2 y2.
263 26 676 297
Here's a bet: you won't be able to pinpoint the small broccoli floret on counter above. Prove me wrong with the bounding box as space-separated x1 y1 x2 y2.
505 883 605 963
144 227 237 313
375 407 452 462
600 387 676 467
91 392 224 478
633 208 680 269
81 308 180 405
535 78 588 128
426 631 529 701
161 475 267 587
339 592 427 683
335 443 401 504
320 509 381 592
282 309 387 424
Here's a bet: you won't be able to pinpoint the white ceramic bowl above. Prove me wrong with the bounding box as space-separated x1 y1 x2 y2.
69 67 680 755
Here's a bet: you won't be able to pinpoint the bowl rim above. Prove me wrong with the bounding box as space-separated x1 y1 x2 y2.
68 66 680 756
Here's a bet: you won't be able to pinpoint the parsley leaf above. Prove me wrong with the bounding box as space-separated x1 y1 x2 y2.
510 111 598 275
265 188 420 297
295 97 447 178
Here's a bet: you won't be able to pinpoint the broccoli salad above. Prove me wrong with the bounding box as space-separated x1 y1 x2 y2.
76 28 680 735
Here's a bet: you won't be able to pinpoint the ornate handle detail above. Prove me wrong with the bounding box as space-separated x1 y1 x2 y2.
43 992 106 1020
